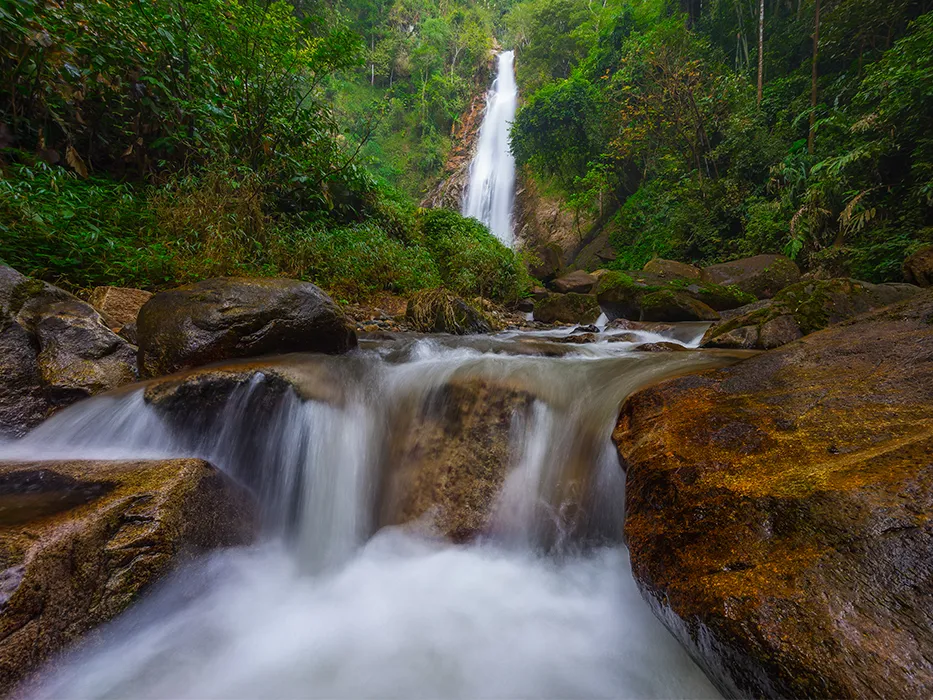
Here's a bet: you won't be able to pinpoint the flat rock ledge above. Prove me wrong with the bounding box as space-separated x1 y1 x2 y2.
0 458 257 695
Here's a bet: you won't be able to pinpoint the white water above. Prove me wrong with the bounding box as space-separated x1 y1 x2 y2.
1 331 730 699
462 50 518 247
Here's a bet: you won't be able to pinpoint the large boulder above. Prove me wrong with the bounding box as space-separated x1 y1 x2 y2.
378 378 535 541
405 289 493 335
0 267 137 437
637 289 719 322
614 289 933 699
548 270 597 294
904 245 933 287
701 254 800 299
136 277 357 378
594 271 750 321
89 286 153 331
532 292 601 325
702 278 922 349
0 458 256 694
642 258 702 280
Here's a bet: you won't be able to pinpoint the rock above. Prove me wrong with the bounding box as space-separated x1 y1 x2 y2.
527 242 565 282
570 325 599 334
548 270 597 294
136 277 357 378
638 289 720 322
0 322 48 438
378 378 535 541
557 333 597 344
406 289 493 335
117 321 138 345
632 342 686 352
904 245 933 287
89 286 153 331
532 293 601 325
608 333 641 343
31 300 137 403
642 258 702 280
702 278 922 350
701 254 800 299
531 286 549 301
0 458 256 695
515 298 534 313
614 289 933 699
0 269 137 437
595 271 750 321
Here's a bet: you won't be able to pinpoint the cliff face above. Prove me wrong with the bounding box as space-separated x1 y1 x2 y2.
421 57 493 210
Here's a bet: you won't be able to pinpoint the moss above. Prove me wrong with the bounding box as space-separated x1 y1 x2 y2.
594 270 635 297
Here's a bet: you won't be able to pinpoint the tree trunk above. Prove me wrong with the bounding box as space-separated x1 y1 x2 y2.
757 0 765 105
808 0 821 155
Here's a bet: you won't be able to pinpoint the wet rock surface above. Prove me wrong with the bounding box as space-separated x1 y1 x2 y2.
0 458 256 695
0 267 137 437
701 254 800 299
615 289 933 699
702 278 922 349
378 377 536 542
137 277 357 378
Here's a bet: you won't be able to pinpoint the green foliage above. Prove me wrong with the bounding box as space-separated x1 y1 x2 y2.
510 0 933 282
0 160 170 289
418 209 532 302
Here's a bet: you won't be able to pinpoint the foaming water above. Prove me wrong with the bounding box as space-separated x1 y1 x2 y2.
0 330 737 699
462 50 518 246
26 534 718 700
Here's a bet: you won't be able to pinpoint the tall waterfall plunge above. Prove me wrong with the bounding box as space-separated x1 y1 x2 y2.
463 50 518 247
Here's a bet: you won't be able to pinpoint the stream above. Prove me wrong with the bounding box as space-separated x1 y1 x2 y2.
0 326 735 699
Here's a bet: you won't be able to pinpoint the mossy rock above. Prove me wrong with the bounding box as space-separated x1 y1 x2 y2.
701 254 801 299
637 289 719 322
642 258 702 280
532 292 601 325
702 278 922 349
406 289 493 334
596 270 750 321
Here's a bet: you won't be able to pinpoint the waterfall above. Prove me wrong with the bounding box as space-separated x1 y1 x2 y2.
462 50 518 247
1 329 730 700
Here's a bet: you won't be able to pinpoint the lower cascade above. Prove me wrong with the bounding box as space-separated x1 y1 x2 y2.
0 328 732 699
462 50 518 247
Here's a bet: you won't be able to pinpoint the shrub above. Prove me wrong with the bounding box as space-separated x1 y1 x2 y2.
417 209 532 302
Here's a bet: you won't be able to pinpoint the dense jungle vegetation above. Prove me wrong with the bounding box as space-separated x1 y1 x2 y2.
0 0 527 302
509 0 933 280
2 0 930 299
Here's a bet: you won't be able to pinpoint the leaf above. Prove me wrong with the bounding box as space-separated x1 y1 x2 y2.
65 145 89 178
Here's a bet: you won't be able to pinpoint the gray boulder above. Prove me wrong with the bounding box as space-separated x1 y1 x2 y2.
137 277 357 377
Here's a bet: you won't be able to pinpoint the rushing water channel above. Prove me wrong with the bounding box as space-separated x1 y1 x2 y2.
0 327 733 699
462 50 518 247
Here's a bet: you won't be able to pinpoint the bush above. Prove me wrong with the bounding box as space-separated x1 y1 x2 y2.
0 160 171 290
417 209 532 302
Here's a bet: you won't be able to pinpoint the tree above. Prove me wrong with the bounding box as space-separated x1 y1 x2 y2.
756 0 765 105
808 0 821 154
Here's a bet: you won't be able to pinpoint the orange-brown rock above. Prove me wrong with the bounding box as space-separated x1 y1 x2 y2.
642 258 702 280
0 458 256 694
89 286 153 331
378 377 535 541
904 245 933 287
614 289 933 699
